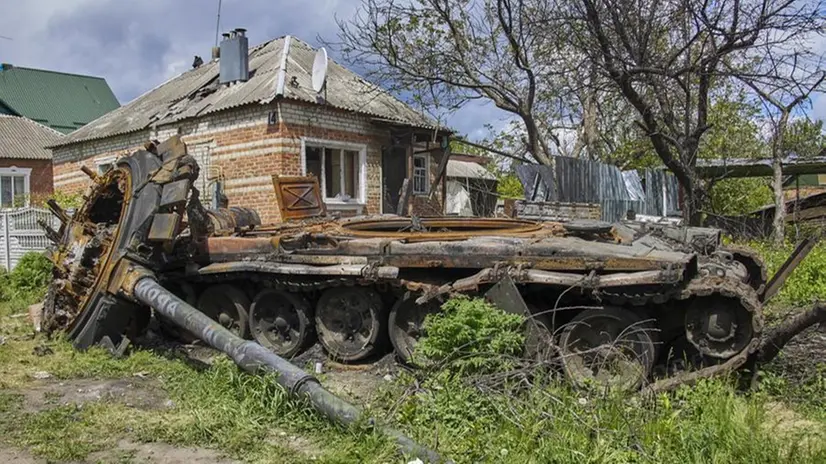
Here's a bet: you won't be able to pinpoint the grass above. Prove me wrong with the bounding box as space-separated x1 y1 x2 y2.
0 296 397 463
2 240 826 463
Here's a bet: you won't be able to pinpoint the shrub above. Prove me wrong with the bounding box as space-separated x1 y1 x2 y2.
43 191 83 210
746 240 826 307
9 252 53 298
414 296 525 375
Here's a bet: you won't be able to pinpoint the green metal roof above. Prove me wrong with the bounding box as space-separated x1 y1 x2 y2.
0 65 120 134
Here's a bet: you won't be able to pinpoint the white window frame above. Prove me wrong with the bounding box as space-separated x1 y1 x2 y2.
0 166 32 208
412 154 430 195
300 137 368 205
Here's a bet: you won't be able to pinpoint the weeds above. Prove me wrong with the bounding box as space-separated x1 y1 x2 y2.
415 296 525 375
746 240 826 308
390 293 826 463
1 245 825 463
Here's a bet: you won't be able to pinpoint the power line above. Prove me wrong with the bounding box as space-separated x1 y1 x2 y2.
0 35 13 41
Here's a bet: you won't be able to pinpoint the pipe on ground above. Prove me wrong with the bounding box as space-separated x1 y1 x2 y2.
131 276 445 463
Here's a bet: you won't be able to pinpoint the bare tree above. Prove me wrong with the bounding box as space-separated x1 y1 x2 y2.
568 0 825 224
734 55 825 243
334 0 591 173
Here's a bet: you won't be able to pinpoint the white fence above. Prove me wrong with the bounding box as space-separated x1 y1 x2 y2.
0 207 59 271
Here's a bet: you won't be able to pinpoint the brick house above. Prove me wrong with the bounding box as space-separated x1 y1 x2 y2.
0 115 62 207
49 32 451 223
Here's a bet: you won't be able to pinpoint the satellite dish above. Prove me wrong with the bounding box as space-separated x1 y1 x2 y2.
312 48 328 93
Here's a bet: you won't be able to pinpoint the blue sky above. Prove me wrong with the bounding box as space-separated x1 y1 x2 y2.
0 0 508 140
0 0 822 142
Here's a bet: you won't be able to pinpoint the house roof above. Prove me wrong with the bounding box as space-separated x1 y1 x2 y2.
447 159 496 180
52 36 440 148
0 65 120 134
0 115 63 160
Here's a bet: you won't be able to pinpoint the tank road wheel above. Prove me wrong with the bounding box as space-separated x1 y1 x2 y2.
388 293 440 365
196 285 250 339
43 149 164 350
315 287 387 362
685 295 754 359
558 308 656 391
249 289 315 358
723 246 768 294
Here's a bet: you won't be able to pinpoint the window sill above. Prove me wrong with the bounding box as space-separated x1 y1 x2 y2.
324 201 366 210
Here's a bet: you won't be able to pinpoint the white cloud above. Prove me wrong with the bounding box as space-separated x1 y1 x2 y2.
0 0 547 137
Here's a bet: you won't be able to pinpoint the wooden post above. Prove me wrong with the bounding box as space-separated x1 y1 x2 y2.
396 178 411 216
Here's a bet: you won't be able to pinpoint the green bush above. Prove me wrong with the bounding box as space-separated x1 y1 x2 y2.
746 240 826 307
7 252 53 299
43 191 83 210
414 296 525 375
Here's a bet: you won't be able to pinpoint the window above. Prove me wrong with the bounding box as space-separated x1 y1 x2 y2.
303 141 365 203
97 163 113 174
0 167 30 208
412 154 429 194
95 156 117 175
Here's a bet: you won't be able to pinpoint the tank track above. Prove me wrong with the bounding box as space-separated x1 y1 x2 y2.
171 269 763 355
598 276 761 328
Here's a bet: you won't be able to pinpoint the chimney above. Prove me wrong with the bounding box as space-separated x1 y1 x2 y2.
219 28 249 84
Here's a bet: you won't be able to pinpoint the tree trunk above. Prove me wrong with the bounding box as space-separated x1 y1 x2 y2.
772 111 790 245
582 87 599 160
771 155 785 244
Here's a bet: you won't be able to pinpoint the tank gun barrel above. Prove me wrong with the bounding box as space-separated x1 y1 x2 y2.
128 271 445 463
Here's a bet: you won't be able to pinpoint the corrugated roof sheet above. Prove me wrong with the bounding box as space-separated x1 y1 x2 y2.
515 159 681 221
0 115 63 160
696 154 826 178
447 160 496 180
54 36 439 148
0 66 120 134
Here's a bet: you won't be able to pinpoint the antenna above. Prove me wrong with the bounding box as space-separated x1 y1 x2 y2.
213 0 222 48
0 35 12 41
312 48 328 94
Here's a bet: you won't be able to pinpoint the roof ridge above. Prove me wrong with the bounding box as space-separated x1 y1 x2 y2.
3 66 109 81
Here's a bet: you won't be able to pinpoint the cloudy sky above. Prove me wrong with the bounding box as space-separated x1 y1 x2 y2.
1 0 822 141
0 0 507 140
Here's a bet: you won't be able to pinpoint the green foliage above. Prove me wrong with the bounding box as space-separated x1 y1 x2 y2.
415 296 525 375
44 190 83 210
495 173 524 199
709 178 773 215
700 90 765 160
9 252 53 297
747 240 826 307
783 118 826 158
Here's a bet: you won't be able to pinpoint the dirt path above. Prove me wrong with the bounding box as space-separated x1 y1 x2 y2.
2 376 241 464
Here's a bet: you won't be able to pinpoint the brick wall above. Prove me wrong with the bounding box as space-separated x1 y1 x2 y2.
53 130 149 195
0 159 53 206
50 101 441 223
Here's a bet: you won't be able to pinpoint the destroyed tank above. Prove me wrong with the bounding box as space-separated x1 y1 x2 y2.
41 136 772 390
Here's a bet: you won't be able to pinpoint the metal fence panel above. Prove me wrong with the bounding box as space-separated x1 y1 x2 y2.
516 161 681 222
0 207 58 271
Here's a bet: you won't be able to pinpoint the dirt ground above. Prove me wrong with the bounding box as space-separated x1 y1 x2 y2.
0 338 400 464
1 374 241 464
3 318 825 463
0 441 240 464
